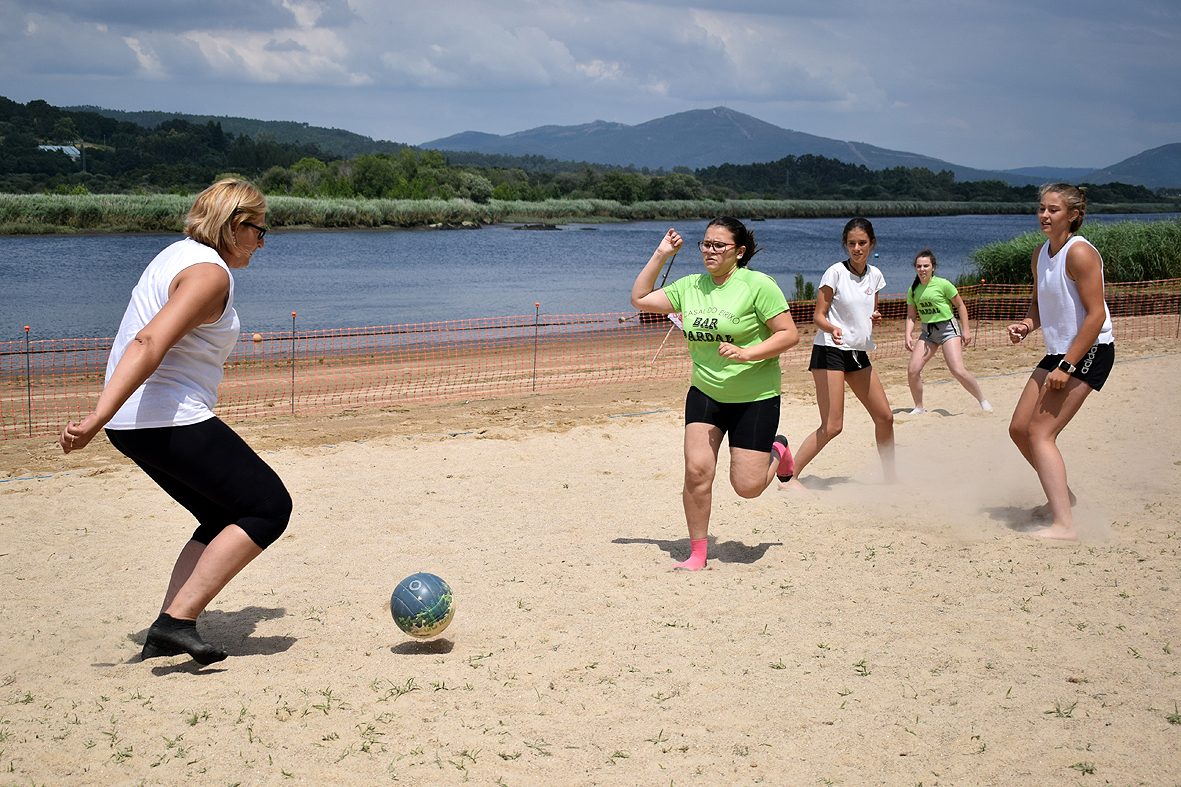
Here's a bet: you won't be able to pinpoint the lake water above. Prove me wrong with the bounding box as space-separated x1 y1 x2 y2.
2 213 1176 340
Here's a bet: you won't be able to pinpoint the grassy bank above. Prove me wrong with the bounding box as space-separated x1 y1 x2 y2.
967 217 1181 284
1 192 1175 237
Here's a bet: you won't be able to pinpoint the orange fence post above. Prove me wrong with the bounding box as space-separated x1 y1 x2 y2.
975 280 984 346
291 312 297 415
532 303 540 392
24 326 31 438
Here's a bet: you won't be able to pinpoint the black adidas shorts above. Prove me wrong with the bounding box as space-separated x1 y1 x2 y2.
1036 343 1115 392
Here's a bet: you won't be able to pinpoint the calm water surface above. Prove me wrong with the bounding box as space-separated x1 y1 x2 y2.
2 213 1175 340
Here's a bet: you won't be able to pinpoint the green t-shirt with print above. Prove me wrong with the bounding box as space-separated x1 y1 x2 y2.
907 276 958 323
663 267 789 403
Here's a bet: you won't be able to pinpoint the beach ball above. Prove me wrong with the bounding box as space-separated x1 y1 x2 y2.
390 573 454 639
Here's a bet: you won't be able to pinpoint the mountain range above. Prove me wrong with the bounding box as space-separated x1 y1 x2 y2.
71 105 1179 189
422 107 1179 189
423 107 1048 186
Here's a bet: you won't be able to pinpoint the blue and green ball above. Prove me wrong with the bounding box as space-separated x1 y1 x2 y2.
390 573 454 639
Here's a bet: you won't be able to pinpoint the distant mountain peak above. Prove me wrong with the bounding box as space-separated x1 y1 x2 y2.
420 107 1050 185
1079 143 1181 190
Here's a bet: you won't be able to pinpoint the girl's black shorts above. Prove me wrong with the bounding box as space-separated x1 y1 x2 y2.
685 387 780 452
1036 342 1115 391
809 344 872 373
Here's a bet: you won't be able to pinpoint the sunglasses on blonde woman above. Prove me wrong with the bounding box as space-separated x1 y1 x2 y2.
240 221 267 240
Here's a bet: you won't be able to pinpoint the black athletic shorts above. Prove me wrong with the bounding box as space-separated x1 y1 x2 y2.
684 386 780 452
1036 342 1115 392
809 344 872 373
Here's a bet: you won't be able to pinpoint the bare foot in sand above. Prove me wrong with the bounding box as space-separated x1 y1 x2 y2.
779 477 812 493
1031 490 1078 518
1032 524 1078 541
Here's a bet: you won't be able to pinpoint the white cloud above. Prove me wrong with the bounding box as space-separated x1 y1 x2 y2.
181 29 371 85
576 60 623 81
280 0 356 30
0 0 1177 170
122 36 163 78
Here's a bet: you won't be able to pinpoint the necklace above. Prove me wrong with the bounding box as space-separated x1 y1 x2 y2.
843 259 867 277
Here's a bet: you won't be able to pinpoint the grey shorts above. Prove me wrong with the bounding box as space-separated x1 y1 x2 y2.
919 318 961 345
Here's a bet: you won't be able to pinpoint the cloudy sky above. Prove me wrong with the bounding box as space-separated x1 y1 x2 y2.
2 0 1178 171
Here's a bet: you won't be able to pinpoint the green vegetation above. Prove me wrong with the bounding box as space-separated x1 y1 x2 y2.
1 194 1061 235
790 274 817 302
695 154 1177 204
6 96 1179 217
5 193 1179 237
0 97 327 195
967 218 1181 284
63 105 410 160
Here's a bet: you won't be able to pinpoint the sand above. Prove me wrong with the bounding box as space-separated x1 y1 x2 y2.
1 338 1179 786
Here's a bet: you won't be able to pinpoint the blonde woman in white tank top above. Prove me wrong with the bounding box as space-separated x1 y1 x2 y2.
58 179 291 665
1006 184 1115 540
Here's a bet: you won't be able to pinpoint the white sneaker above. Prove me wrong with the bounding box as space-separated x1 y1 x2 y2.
980 400 993 412
909 407 925 415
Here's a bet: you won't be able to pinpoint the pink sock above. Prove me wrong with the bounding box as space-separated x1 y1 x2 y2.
673 538 708 571
773 436 795 481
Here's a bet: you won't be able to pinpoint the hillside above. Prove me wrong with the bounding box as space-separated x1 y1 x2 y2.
423 107 1045 186
61 103 1181 190
1001 166 1096 181
1080 144 1181 190
63 106 406 159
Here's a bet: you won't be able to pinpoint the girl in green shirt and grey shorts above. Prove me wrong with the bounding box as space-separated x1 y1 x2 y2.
904 248 991 415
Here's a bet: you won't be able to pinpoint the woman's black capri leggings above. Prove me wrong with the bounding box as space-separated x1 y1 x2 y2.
106 417 292 549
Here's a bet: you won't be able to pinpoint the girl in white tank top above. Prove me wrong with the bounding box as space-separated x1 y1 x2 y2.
1007 184 1115 541
1036 234 1114 356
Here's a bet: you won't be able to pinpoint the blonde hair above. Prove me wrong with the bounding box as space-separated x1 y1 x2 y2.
1039 183 1087 232
184 178 267 256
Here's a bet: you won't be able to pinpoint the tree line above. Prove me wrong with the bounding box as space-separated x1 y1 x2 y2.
1 96 1171 207
0 97 328 195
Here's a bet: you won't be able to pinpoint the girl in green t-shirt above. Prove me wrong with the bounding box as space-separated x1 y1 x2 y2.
904 248 991 415
630 217 799 571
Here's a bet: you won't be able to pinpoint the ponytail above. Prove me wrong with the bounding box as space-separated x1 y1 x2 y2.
910 248 938 298
706 216 762 267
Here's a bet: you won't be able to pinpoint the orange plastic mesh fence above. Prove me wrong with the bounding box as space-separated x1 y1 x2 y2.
4 280 1180 440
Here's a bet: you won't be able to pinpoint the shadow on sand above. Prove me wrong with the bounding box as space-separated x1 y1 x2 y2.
123 606 295 672
980 505 1043 533
391 638 456 655
613 535 782 566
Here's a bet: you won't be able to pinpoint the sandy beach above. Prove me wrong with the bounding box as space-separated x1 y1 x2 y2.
1 336 1179 786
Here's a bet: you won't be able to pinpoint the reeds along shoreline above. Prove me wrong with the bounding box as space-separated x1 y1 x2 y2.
2 194 1176 285
0 193 1113 235
968 216 1181 284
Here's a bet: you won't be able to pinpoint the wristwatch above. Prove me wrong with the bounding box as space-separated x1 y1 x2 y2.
1057 359 1077 374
